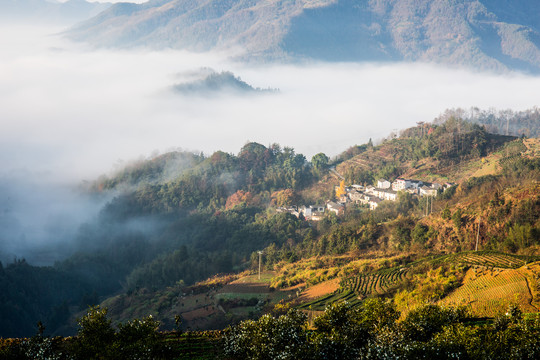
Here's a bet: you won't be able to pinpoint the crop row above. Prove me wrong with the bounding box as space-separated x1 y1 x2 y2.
299 290 361 311
441 270 529 310
499 154 522 166
301 251 537 312
438 251 530 269
459 254 523 268
341 268 408 296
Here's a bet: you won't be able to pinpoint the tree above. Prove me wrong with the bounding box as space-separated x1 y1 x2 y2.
452 209 463 231
311 153 329 173
116 315 162 359
271 189 296 207
442 204 451 219
400 305 469 342
397 191 416 214
224 309 309 360
72 306 115 359
412 223 429 247
312 302 368 359
335 180 346 199
225 190 256 209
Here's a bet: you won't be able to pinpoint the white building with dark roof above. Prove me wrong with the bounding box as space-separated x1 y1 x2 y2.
377 179 391 189
327 201 345 215
420 186 438 197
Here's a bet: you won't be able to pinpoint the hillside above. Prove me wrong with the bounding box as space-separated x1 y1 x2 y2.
335 118 518 184
67 0 540 72
298 252 540 312
90 251 540 333
1 118 538 338
87 120 539 330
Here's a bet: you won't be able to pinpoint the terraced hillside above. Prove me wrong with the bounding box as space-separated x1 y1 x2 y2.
431 251 533 269
440 262 540 317
299 252 539 312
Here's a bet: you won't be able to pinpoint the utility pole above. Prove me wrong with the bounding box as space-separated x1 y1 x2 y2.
257 251 263 280
475 218 481 251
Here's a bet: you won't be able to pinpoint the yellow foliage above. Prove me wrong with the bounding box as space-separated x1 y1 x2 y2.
335 180 346 199
394 265 466 316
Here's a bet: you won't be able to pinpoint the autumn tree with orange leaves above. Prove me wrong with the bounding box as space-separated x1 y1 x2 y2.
335 180 346 199
225 190 258 210
271 189 297 207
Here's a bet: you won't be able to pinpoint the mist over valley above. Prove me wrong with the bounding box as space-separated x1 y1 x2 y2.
1 1 539 348
2 20 539 264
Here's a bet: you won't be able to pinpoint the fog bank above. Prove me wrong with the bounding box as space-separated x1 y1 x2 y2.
0 174 107 265
2 24 540 181
1 23 540 263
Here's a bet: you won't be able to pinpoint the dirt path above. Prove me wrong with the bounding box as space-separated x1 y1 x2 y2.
297 278 341 303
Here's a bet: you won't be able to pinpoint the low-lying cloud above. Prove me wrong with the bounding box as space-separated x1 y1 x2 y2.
0 174 107 265
2 23 540 180
1 22 540 263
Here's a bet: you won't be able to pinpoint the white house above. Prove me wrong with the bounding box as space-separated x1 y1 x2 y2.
406 188 419 195
392 178 423 191
368 197 381 210
276 206 298 216
409 180 423 190
377 179 391 189
392 178 410 191
379 189 398 201
365 185 376 195
327 201 345 215
299 205 325 220
419 186 438 197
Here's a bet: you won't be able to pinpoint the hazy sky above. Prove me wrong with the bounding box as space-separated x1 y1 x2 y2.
1 23 540 183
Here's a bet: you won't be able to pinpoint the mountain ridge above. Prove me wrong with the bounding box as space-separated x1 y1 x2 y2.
66 0 540 72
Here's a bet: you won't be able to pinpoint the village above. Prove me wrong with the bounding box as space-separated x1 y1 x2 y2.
277 177 454 221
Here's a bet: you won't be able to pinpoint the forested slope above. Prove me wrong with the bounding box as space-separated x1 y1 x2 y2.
1 118 538 337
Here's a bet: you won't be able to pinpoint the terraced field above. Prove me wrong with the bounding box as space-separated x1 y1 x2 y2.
297 252 539 312
298 265 412 310
432 251 532 269
341 267 410 296
440 264 540 317
298 289 362 311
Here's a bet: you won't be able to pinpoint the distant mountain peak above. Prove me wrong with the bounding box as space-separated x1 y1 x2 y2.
67 0 540 72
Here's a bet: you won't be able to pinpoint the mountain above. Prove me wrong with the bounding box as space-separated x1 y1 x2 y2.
173 69 278 95
1 0 111 24
67 0 540 72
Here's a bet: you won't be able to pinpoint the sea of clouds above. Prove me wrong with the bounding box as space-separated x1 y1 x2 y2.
1 21 540 263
